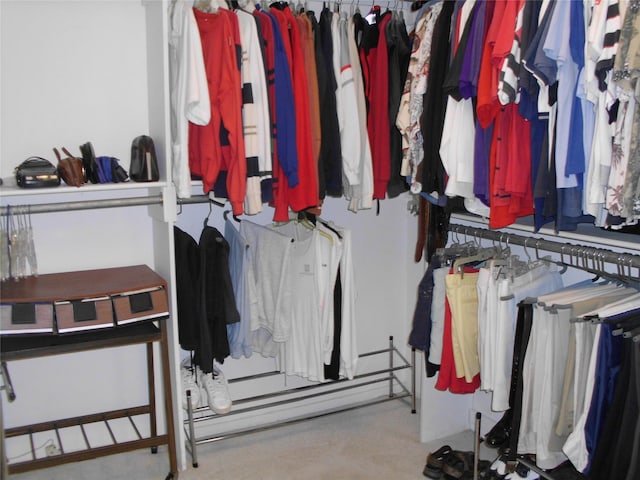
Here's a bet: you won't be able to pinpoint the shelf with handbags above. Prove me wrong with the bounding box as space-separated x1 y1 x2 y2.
3 138 165 198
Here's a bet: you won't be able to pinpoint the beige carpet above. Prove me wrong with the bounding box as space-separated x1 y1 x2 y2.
9 400 495 480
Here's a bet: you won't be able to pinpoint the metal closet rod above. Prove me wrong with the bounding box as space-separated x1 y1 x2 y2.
448 223 640 271
0 194 213 216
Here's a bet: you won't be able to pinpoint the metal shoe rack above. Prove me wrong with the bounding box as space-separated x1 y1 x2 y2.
183 336 416 467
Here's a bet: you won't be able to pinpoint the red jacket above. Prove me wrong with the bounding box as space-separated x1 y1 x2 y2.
190 8 247 215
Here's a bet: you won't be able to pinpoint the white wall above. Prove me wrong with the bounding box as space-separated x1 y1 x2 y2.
0 0 148 172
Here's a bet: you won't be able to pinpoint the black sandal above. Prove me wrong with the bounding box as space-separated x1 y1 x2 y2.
442 451 474 479
423 444 453 479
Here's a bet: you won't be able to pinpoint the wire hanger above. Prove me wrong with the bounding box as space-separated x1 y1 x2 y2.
318 218 343 240
223 209 241 223
203 198 225 227
295 211 334 245
534 239 568 274
204 201 213 228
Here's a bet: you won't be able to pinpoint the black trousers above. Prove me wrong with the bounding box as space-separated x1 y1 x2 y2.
504 302 534 462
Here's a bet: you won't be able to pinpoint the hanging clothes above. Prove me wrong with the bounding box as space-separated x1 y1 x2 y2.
174 225 202 352
479 260 564 412
345 11 374 212
421 0 454 201
190 7 247 215
257 6 297 222
168 0 210 199
199 224 240 367
317 6 343 199
224 216 253 359
332 11 362 200
295 11 322 179
235 7 272 215
435 266 481 394
385 11 411 199
173 224 240 372
270 4 320 211
268 218 356 381
239 218 294 356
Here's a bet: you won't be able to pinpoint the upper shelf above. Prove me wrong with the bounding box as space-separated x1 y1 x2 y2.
0 177 168 200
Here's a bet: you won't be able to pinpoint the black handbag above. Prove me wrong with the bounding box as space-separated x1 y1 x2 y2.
14 157 61 188
130 135 159 182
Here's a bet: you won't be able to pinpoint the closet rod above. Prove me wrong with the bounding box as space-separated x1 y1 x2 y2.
448 223 640 270
0 194 212 216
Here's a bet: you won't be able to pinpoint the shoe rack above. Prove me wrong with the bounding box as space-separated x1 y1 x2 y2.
183 337 416 468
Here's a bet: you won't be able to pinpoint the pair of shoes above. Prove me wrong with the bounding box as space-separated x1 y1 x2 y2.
199 366 232 415
423 445 453 478
443 451 475 479
181 359 201 411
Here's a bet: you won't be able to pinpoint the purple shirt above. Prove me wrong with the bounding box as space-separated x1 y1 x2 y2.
459 0 487 99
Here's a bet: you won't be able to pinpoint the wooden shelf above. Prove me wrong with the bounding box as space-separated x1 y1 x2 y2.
0 321 163 362
0 265 177 478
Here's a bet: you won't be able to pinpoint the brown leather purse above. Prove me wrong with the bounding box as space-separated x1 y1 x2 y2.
53 147 85 187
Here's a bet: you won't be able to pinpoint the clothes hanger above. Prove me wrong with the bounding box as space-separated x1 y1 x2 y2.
295 212 334 245
487 234 514 280
453 246 500 277
223 209 241 223
318 217 343 240
534 239 568 274
560 283 636 321
195 0 217 12
204 201 214 228
204 198 225 227
435 227 477 265
577 292 640 321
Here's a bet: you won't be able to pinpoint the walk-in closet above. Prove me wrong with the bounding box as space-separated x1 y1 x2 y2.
1 0 639 479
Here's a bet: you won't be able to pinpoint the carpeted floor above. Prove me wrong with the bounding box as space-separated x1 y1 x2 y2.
8 401 494 480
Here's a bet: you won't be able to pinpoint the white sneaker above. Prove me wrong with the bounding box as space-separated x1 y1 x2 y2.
199 367 232 415
180 359 201 411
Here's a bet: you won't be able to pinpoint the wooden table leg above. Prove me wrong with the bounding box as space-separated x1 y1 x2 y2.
160 320 178 476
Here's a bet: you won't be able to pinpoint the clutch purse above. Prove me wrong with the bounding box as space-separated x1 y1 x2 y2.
14 157 61 188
